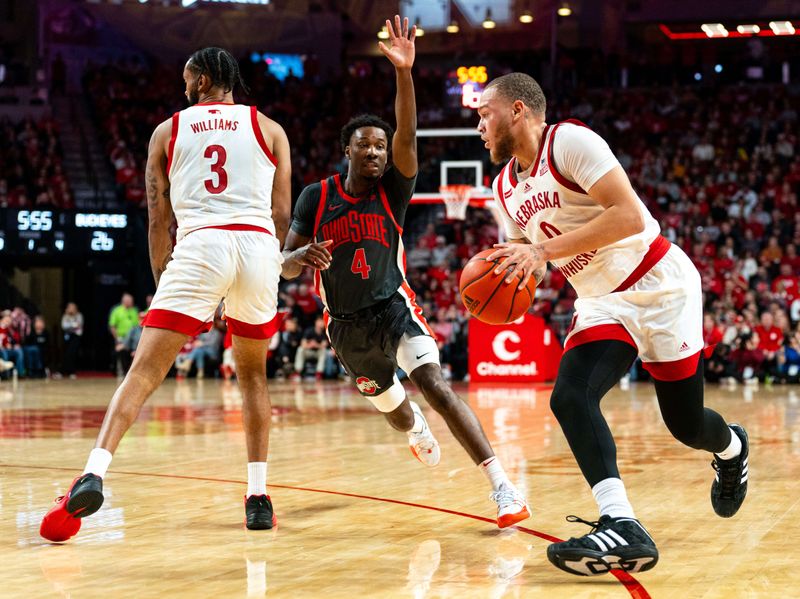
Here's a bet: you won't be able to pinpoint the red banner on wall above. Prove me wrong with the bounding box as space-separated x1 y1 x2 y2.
468 314 562 382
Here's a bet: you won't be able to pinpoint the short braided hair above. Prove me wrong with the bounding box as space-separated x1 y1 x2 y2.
187 47 249 95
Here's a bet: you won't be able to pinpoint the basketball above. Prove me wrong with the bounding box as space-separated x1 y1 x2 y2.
459 249 536 324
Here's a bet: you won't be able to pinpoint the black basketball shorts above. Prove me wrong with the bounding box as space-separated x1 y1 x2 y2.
326 291 438 410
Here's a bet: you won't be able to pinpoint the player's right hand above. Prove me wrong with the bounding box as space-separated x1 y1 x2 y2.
295 239 333 270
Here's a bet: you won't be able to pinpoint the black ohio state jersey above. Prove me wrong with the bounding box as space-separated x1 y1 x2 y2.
290 168 416 315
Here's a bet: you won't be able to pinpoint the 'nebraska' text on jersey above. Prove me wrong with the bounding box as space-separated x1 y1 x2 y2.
312 173 406 315
167 102 278 240
493 121 661 298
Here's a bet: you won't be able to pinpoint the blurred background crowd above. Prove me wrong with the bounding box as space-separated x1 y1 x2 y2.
2 0 799 385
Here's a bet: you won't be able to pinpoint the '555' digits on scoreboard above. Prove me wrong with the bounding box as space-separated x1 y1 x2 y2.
1 209 129 257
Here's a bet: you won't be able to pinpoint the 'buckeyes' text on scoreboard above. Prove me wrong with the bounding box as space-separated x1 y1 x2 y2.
0 210 130 257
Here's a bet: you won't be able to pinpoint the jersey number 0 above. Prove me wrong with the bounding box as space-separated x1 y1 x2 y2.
204 145 228 194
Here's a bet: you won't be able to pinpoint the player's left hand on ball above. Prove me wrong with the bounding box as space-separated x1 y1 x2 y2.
377 15 416 69
488 243 546 290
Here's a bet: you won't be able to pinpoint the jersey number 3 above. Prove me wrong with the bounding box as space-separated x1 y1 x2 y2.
351 248 371 279
204 145 228 194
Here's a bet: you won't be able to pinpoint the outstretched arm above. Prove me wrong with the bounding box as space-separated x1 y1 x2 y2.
145 119 174 286
379 14 417 178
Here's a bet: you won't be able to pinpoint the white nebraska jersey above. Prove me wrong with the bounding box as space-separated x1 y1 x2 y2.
493 120 661 298
167 102 277 240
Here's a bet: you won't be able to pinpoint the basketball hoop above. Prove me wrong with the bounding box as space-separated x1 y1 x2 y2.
440 184 473 221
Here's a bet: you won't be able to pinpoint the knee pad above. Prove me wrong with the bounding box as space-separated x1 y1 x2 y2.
364 375 406 413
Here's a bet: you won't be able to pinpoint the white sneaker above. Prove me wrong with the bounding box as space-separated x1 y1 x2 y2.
407 401 440 467
490 483 531 528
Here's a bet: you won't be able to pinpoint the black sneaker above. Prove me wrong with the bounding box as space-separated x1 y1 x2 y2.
66 473 105 518
40 473 105 542
711 424 749 518
245 494 276 530
547 515 659 576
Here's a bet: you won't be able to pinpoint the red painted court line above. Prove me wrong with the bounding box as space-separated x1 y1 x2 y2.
5 463 650 598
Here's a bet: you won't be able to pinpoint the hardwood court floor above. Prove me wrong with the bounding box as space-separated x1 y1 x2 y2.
0 376 798 598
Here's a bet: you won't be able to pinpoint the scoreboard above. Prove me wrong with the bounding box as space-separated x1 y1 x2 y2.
445 64 489 109
0 209 130 258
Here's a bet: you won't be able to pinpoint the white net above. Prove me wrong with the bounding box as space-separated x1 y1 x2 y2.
440 184 473 220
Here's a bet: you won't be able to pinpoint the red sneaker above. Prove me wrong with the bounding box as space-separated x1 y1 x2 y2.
40 474 104 542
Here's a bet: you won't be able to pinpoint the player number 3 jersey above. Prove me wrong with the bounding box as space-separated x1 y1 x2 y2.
167 102 278 240
493 120 661 298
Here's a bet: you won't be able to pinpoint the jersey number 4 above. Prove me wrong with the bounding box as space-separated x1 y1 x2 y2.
351 248 371 279
204 145 228 194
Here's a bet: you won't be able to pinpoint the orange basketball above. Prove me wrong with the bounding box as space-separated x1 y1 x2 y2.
459 249 536 324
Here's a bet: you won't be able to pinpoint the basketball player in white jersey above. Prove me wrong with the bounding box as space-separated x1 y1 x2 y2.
478 73 749 576
41 48 290 541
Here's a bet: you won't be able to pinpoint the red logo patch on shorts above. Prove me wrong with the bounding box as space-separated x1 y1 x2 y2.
356 376 379 395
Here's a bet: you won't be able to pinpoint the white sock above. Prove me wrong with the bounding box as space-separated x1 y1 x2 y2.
479 456 511 492
715 426 742 460
592 478 636 519
83 448 113 478
408 403 426 434
247 462 268 497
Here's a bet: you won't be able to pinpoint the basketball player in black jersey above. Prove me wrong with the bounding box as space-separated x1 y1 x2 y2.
281 15 529 528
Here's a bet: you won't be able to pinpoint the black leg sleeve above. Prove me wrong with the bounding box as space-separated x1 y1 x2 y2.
653 355 731 453
550 340 639 487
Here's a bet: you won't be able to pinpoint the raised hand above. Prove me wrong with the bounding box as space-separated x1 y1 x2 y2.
378 14 416 70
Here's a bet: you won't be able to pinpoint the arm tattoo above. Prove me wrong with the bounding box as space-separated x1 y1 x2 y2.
530 243 547 263
145 168 159 210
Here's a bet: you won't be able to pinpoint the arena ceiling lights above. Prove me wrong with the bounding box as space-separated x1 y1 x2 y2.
178 0 269 6
660 21 798 39
401 0 512 33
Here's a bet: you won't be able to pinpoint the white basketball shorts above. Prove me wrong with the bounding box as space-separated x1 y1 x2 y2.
144 226 282 339
564 241 704 381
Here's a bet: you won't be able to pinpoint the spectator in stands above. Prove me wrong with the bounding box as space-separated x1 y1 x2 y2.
730 332 765 383
0 313 26 376
174 337 196 380
772 263 800 305
108 293 139 374
705 343 737 384
755 311 783 381
61 302 83 378
10 306 31 342
777 326 800 383
703 314 724 348
268 316 302 378
23 315 50 378
291 283 321 330
178 324 224 378
114 311 145 375
293 317 329 380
